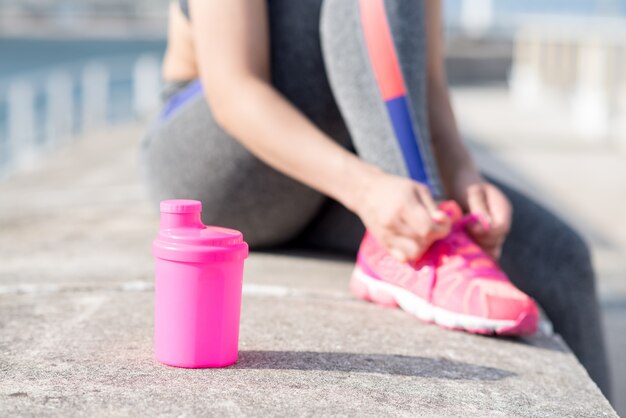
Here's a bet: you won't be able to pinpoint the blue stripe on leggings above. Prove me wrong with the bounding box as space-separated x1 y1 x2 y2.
159 79 204 122
385 96 430 188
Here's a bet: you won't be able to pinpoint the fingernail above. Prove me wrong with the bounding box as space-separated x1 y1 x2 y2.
432 211 447 223
390 249 406 262
475 214 492 230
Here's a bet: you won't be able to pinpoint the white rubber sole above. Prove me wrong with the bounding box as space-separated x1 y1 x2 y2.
350 265 531 334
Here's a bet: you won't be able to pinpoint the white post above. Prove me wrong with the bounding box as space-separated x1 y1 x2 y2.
133 54 161 120
571 40 610 142
7 79 37 166
81 62 109 133
616 77 626 153
510 29 543 108
45 71 74 147
460 0 493 37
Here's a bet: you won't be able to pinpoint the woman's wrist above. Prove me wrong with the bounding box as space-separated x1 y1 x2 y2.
448 163 484 210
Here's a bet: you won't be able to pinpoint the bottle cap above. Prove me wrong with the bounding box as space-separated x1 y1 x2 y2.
153 200 248 263
160 199 202 214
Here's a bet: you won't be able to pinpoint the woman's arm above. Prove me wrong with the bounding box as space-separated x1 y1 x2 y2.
188 0 451 261
424 0 481 200
425 0 511 258
189 0 373 211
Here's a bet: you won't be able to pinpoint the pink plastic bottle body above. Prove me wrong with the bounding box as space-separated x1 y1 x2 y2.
153 200 248 368
154 259 243 367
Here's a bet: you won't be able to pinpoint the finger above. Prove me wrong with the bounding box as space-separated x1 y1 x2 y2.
397 188 442 238
472 233 502 249
411 187 451 240
467 184 490 220
389 248 407 262
413 184 447 223
386 235 422 262
467 185 492 233
492 244 503 260
485 184 512 233
401 204 450 244
468 222 487 237
484 242 502 260
394 215 425 240
475 234 505 260
483 246 498 260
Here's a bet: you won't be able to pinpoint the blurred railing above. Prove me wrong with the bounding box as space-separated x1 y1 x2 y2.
0 53 161 178
443 0 626 146
509 17 626 144
445 0 626 38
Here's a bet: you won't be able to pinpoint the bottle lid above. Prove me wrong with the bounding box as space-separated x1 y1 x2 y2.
153 200 248 263
159 199 202 214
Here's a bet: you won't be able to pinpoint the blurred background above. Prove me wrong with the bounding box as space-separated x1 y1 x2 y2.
0 0 624 413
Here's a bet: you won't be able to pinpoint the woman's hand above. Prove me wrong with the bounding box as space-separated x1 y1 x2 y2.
461 181 512 259
352 171 452 262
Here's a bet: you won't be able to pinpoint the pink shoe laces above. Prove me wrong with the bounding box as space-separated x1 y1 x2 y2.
428 204 506 280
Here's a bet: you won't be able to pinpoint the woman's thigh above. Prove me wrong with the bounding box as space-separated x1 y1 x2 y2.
140 94 325 248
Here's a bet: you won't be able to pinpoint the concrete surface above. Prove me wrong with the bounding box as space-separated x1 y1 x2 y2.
0 124 617 416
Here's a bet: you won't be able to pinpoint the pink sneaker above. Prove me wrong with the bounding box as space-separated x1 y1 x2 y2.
350 201 539 335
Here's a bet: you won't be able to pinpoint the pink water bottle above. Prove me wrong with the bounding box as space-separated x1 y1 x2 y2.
153 199 248 368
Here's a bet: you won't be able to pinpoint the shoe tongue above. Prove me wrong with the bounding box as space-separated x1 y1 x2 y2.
438 200 463 223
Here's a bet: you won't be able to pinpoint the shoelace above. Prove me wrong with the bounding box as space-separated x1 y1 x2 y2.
430 214 504 278
418 215 505 303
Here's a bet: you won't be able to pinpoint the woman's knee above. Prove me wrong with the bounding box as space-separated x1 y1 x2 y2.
141 98 326 248
198 185 324 249
146 147 324 247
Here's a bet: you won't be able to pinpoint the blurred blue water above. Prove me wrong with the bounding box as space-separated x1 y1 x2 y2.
0 38 166 79
0 39 166 175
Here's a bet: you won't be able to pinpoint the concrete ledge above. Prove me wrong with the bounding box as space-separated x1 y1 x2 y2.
0 125 617 416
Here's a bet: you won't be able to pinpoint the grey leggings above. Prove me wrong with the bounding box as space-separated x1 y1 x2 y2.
140 0 610 397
